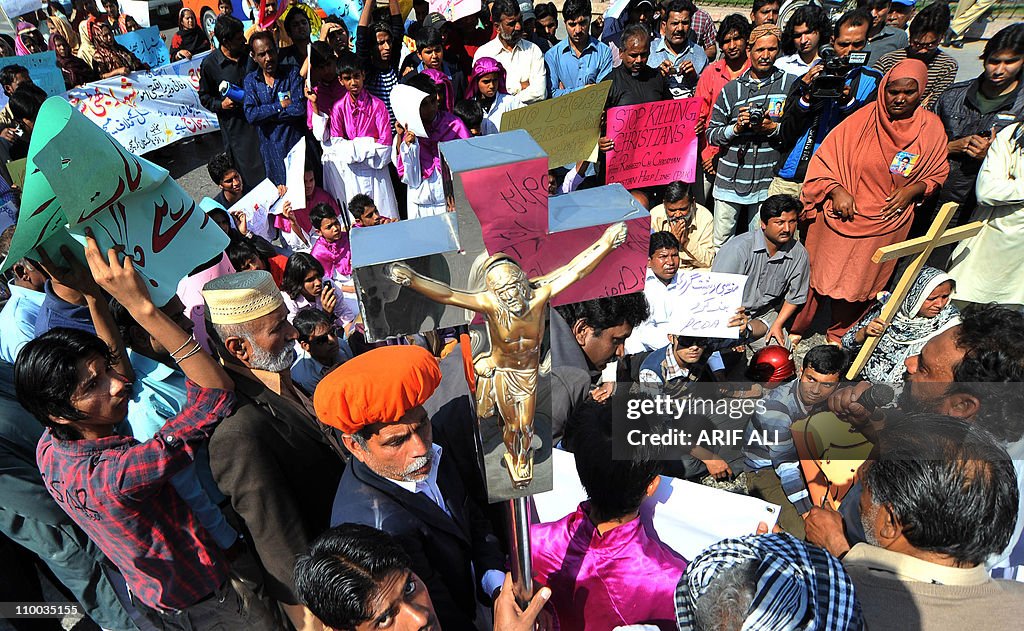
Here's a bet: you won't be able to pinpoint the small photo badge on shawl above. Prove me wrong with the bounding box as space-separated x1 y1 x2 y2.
766 96 786 119
889 151 919 177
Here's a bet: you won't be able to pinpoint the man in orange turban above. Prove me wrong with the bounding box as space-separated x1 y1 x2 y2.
315 345 506 630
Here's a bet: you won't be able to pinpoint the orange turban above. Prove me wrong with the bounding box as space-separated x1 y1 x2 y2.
313 346 442 435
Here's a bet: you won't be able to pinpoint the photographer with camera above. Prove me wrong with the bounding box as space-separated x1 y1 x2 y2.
768 10 883 201
706 23 796 248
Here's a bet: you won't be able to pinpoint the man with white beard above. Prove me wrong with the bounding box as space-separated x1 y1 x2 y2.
203 270 346 631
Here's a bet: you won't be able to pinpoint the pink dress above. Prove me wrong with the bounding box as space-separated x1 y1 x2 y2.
531 502 687 631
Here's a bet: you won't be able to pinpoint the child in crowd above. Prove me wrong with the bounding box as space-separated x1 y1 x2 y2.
226 238 289 287
290 307 354 395
281 252 357 328
274 164 340 253
392 73 470 218
742 344 847 538
465 57 521 134
208 152 248 208
349 193 395 227
309 203 359 317
312 52 399 220
400 25 466 98
453 99 484 136
305 41 344 130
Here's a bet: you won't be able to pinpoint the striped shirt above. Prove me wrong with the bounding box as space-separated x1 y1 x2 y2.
707 67 797 204
742 379 824 515
874 48 959 110
366 68 398 124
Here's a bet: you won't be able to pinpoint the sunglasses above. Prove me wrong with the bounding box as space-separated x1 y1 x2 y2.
675 336 706 348
307 326 342 346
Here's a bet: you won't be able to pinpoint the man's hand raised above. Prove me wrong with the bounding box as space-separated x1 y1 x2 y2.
82 229 153 313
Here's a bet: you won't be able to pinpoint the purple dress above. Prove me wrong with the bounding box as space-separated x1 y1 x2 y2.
530 502 687 631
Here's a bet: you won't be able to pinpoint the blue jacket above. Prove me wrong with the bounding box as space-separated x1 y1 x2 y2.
774 65 883 182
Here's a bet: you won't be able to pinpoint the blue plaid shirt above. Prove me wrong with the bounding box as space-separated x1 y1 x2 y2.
243 64 307 185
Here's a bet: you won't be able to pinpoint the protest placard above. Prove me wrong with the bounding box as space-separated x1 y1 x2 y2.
0 52 65 97
428 0 481 22
2 98 228 307
500 82 612 167
120 0 152 27
605 97 700 189
282 138 307 211
665 271 748 338
534 449 779 562
318 0 364 37
65 53 218 155
0 0 43 20
6 158 26 190
115 26 172 69
229 179 282 240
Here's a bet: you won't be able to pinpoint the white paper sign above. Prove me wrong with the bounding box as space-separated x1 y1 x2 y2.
120 0 152 27
428 0 481 23
228 178 281 239
390 84 429 138
668 271 748 339
534 449 779 562
281 137 307 212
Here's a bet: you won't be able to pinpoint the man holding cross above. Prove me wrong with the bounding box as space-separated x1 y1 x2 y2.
386 222 628 486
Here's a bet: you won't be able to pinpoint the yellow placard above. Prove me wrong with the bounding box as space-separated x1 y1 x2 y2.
500 81 612 168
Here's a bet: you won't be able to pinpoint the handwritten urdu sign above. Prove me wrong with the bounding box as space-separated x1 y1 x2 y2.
1 98 228 307
115 26 172 69
605 97 700 189
500 82 612 167
667 271 748 338
455 142 650 307
0 51 65 97
65 53 218 155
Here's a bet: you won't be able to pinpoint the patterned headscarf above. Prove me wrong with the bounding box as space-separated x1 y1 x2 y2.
15 21 41 56
675 533 863 631
748 23 782 45
887 266 959 345
465 57 508 101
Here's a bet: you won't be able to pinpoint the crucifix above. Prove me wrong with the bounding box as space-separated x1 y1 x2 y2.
348 129 651 606
847 201 983 379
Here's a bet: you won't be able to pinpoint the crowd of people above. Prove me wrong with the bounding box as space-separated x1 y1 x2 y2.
1 0 1024 629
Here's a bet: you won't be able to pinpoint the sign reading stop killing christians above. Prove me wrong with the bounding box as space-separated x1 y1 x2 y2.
605 97 700 189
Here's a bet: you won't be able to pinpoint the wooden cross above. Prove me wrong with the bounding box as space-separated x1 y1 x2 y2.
847 201 984 379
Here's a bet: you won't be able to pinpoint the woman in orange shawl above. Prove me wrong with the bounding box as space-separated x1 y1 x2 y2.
793 59 949 343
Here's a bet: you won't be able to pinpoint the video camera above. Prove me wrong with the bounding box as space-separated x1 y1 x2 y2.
810 45 869 99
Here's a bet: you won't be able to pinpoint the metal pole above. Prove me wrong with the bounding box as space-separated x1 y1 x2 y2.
506 495 534 608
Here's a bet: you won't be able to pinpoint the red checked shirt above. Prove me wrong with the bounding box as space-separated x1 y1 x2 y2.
36 382 234 611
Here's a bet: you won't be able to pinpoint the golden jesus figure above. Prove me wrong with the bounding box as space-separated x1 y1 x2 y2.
386 222 629 487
